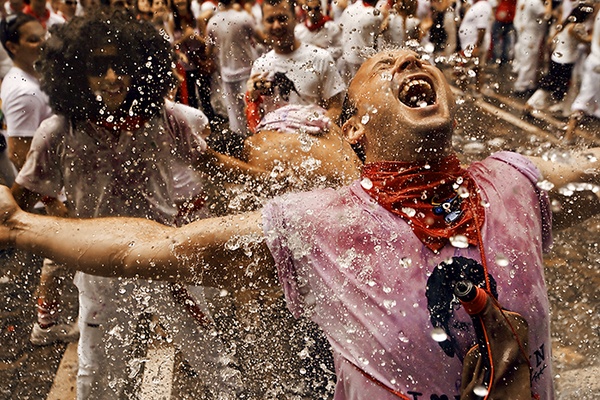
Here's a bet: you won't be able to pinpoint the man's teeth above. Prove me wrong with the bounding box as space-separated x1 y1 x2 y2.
401 79 431 93
399 79 435 107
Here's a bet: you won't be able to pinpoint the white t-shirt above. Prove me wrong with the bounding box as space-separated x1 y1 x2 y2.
207 8 258 82
338 0 384 65
250 43 346 116
379 13 421 48
1 67 53 138
294 20 343 60
459 0 492 51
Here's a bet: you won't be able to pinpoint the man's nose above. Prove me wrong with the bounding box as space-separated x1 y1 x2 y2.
104 67 118 81
395 54 422 72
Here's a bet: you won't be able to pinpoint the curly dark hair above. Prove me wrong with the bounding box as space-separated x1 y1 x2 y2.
38 10 177 122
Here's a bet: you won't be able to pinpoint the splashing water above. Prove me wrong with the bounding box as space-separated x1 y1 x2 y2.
431 328 448 342
449 235 469 248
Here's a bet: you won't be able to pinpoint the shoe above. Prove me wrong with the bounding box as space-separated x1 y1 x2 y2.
30 321 80 346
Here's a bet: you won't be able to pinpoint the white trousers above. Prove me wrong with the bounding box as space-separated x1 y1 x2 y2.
221 78 250 137
570 55 600 118
76 277 240 399
513 27 545 92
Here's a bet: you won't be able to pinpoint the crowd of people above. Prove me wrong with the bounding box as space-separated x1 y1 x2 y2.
0 0 598 399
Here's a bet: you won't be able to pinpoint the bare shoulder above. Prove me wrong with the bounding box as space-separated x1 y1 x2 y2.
244 129 361 188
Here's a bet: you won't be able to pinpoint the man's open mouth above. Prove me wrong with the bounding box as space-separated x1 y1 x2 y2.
398 77 436 108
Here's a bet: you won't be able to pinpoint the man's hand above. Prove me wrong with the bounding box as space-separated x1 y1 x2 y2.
0 185 19 248
246 72 273 101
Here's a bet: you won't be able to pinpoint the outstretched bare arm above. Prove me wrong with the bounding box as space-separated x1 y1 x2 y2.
0 186 276 290
527 148 600 230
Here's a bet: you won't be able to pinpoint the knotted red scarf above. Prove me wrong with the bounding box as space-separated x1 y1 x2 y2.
361 155 485 252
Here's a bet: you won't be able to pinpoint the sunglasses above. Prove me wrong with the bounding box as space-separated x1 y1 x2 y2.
64 0 78 5
86 55 135 77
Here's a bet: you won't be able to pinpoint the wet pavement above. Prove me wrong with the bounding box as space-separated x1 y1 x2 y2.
0 63 599 399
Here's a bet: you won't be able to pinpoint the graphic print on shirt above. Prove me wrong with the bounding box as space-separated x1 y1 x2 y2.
425 256 498 358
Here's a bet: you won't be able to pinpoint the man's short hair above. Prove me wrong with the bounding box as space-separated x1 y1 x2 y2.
0 13 38 59
262 0 296 14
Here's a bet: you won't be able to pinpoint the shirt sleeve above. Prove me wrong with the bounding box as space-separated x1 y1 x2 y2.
164 101 209 162
15 116 65 197
261 196 307 318
489 151 553 252
3 92 51 138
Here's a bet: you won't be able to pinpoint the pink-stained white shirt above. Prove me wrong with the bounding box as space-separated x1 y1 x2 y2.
263 152 553 400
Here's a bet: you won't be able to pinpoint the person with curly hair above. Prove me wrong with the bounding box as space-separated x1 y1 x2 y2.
11 10 262 399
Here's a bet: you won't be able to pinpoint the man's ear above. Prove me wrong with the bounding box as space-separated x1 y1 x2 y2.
4 41 18 57
342 116 365 145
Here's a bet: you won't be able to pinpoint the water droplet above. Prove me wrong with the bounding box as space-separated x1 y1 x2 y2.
383 299 396 309
536 180 555 191
402 207 416 217
398 331 409 343
383 286 392 294
449 235 469 248
473 385 489 396
495 254 509 267
361 177 373 190
399 257 412 268
457 186 470 198
361 114 370 124
431 328 448 342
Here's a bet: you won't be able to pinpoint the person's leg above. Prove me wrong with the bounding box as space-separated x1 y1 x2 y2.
222 79 250 138
75 275 136 399
30 259 79 345
513 31 543 92
154 283 243 398
564 57 600 141
491 20 504 64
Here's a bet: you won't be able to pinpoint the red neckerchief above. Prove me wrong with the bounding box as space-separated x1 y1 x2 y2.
92 115 148 132
23 5 50 28
304 15 332 32
361 155 485 252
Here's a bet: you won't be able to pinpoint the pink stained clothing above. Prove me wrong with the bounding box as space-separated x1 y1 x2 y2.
256 104 332 134
262 151 554 399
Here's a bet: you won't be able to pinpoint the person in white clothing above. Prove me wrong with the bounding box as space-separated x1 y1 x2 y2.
524 3 594 114
565 4 600 141
207 0 261 145
336 0 385 84
0 13 76 347
0 14 52 170
512 0 548 95
13 12 269 398
294 0 342 60
246 0 345 131
458 0 492 90
23 0 65 29
378 0 422 49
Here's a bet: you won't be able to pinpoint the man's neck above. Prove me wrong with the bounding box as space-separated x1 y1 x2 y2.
273 38 300 54
14 62 38 79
